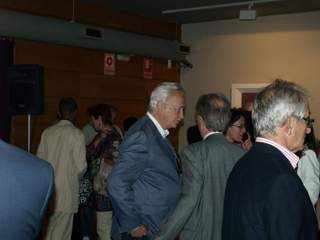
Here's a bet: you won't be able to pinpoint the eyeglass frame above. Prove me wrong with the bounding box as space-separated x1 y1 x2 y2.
301 116 315 127
164 103 185 114
293 115 315 127
230 124 246 130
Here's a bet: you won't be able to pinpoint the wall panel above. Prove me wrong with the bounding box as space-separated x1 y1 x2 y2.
0 0 180 40
0 0 72 20
11 40 180 152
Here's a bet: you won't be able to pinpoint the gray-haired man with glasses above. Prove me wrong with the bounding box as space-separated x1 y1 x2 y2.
223 79 318 240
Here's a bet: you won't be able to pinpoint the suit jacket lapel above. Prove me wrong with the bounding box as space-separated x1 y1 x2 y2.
164 137 182 173
146 117 180 172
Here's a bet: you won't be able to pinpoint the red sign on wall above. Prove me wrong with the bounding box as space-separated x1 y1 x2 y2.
104 53 115 75
143 58 153 79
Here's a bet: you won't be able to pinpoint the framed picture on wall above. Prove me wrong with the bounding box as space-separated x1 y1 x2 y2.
231 83 268 110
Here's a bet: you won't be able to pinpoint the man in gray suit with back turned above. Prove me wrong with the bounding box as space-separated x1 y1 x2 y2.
108 82 185 240
155 93 245 240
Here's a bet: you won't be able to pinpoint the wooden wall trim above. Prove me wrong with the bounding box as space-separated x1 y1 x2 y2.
11 39 180 152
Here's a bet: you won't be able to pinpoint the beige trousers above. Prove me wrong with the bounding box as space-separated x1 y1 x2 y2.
96 211 113 240
43 212 74 240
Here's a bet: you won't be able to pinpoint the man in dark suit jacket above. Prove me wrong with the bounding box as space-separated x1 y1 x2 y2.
222 79 319 240
0 139 53 239
155 93 245 240
108 82 185 240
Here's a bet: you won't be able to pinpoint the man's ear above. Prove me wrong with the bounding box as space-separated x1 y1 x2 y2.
196 116 210 139
196 115 203 125
284 116 293 136
156 101 165 112
197 116 206 130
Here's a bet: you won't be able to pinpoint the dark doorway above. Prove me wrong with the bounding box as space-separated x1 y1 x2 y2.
0 38 14 142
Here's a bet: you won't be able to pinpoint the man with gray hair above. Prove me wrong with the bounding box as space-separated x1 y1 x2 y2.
108 82 185 240
222 79 319 240
155 93 245 240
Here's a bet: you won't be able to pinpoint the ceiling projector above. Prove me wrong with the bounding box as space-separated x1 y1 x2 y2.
239 9 257 20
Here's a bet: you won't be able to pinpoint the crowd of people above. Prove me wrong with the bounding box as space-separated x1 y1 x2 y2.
2 79 320 240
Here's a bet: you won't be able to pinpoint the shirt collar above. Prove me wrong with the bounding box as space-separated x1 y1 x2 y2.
256 137 299 168
203 131 221 140
58 119 74 126
147 112 169 138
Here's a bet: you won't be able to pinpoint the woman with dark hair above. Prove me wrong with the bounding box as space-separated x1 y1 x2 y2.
81 104 122 240
224 108 253 151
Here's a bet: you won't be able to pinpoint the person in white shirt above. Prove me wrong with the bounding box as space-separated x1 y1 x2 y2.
297 125 320 206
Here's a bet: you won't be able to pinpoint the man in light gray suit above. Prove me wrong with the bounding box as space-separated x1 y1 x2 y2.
155 93 245 240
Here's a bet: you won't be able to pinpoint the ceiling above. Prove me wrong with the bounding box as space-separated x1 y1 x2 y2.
81 0 320 24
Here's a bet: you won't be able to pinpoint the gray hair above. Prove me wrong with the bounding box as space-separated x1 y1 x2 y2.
195 93 231 131
147 82 184 112
252 79 308 136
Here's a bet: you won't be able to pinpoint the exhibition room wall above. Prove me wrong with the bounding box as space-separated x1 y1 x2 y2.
180 11 320 148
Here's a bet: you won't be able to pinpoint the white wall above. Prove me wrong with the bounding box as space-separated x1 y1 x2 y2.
180 11 320 149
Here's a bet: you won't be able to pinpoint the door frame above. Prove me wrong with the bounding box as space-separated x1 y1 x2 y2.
231 83 268 108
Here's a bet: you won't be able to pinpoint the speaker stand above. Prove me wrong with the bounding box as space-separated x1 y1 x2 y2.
28 114 31 152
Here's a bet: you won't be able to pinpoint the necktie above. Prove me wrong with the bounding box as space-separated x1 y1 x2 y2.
165 137 182 174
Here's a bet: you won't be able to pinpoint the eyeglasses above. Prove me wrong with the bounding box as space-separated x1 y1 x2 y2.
231 124 246 130
165 103 184 114
301 116 314 127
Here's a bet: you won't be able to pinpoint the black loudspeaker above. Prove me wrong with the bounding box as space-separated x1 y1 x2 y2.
8 64 44 115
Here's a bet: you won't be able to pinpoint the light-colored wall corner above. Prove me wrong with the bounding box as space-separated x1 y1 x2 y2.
179 11 320 151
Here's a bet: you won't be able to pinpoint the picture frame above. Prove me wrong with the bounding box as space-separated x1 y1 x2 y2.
231 83 268 109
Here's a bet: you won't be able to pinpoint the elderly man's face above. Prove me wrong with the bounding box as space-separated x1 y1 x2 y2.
288 112 311 152
158 90 185 129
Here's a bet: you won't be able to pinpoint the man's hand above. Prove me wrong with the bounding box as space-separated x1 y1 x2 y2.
130 224 147 238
